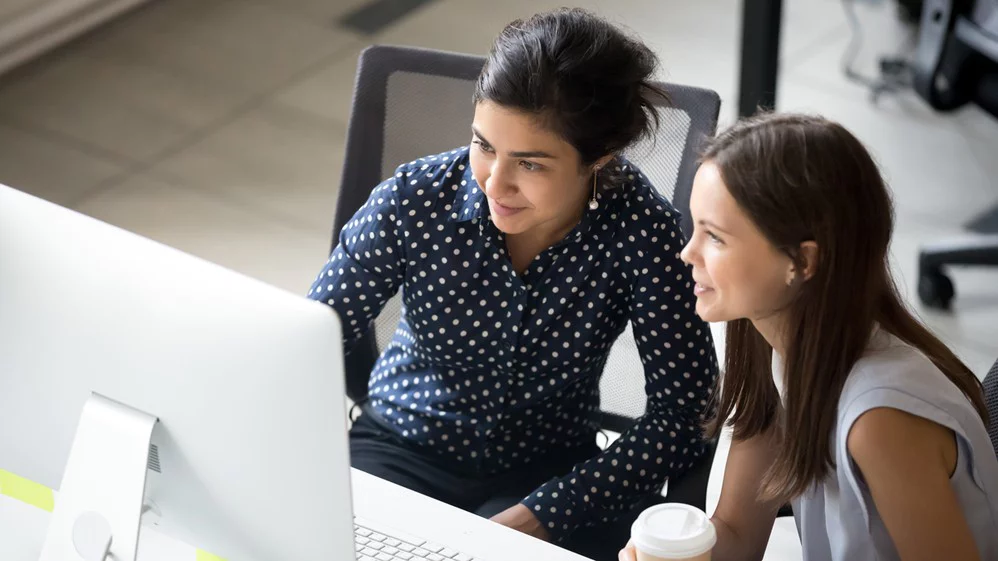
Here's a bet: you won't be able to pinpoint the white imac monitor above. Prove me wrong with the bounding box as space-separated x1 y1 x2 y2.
0 185 355 561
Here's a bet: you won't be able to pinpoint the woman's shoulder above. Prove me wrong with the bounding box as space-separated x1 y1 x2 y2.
606 158 685 242
388 146 472 194
382 147 475 216
838 332 987 446
844 332 953 396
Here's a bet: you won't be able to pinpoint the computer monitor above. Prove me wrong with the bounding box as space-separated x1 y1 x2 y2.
0 184 355 561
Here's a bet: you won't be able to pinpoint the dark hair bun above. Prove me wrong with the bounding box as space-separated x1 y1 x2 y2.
474 8 664 168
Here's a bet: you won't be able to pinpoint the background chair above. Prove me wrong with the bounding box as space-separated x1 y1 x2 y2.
911 0 998 309
985 358 998 456
329 44 722 511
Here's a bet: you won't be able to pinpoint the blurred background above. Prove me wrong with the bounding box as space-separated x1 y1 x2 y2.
1 1 995 558
2 0 994 369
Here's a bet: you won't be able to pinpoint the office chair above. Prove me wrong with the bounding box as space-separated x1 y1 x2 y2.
985 358 998 456
327 45 722 513
911 0 998 309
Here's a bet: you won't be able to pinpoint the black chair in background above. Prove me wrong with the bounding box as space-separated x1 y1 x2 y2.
984 358 998 456
911 0 998 309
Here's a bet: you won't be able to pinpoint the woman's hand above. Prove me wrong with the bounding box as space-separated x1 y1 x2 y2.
490 504 551 541
618 541 637 561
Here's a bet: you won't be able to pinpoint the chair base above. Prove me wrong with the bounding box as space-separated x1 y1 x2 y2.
917 214 998 310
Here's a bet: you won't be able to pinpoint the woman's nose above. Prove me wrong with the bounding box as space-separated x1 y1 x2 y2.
485 162 516 199
680 238 697 266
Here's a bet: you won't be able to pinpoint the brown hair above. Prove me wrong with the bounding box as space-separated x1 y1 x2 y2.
702 113 988 502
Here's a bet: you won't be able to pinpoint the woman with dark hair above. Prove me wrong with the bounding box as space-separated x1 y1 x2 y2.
307 8 718 559
621 113 998 561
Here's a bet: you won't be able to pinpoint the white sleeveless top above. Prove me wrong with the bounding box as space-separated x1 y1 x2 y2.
773 330 998 560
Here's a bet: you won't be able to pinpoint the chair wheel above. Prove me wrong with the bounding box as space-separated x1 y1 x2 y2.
918 270 955 310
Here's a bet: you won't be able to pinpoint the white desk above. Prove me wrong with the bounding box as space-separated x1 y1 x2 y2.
0 467 592 561
1 462 801 561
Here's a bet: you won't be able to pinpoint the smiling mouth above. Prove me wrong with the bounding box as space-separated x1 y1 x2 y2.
490 199 526 217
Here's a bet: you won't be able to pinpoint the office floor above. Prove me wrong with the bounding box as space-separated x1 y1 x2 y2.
0 0 995 558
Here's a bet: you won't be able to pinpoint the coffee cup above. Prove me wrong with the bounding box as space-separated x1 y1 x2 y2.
630 503 716 561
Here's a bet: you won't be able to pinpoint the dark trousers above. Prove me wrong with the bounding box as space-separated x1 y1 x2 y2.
349 412 666 561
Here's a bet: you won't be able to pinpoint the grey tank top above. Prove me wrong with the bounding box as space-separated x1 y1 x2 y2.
776 330 998 561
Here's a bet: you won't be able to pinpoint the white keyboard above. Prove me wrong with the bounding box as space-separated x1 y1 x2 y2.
354 517 478 561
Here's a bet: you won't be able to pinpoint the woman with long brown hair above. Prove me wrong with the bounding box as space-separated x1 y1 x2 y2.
621 113 998 561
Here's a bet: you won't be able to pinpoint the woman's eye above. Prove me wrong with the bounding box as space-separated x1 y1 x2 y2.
473 140 495 153
519 160 541 171
707 231 723 244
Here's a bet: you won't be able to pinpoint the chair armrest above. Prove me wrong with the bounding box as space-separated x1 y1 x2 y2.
955 16 998 62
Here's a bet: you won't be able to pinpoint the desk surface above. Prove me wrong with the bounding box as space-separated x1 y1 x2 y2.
0 465 802 560
0 467 592 561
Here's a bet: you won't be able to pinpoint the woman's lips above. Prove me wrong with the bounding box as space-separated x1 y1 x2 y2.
490 199 526 217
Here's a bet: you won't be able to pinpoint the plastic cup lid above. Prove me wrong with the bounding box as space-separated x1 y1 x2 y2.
630 503 717 558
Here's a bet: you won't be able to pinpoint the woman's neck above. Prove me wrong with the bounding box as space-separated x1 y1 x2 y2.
751 313 788 357
505 200 586 274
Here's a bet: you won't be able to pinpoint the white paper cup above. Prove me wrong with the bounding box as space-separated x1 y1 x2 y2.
630 503 717 561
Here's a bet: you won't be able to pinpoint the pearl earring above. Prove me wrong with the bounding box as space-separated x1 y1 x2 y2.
589 167 601 210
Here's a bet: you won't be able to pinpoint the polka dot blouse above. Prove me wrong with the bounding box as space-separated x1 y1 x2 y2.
308 147 718 539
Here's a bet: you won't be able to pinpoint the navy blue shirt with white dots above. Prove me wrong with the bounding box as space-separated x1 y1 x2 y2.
308 147 717 539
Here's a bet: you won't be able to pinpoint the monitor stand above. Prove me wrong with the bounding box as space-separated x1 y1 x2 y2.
39 393 158 561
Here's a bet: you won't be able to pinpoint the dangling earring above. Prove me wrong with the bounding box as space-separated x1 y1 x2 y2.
589 167 601 210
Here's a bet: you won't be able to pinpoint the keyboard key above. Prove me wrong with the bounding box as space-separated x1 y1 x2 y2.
354 519 472 561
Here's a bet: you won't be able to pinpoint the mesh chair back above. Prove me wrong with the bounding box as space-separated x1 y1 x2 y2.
985 358 998 457
331 46 721 432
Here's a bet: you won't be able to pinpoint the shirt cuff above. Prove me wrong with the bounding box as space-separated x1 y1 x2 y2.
520 477 587 541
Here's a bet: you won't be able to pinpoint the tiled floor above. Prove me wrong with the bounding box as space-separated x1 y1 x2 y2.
2 0 997 559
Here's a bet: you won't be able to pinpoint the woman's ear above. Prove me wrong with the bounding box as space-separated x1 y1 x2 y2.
592 155 615 173
796 241 820 281
785 241 820 286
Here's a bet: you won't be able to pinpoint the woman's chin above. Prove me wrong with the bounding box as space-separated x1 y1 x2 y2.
491 213 530 234
694 300 725 324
